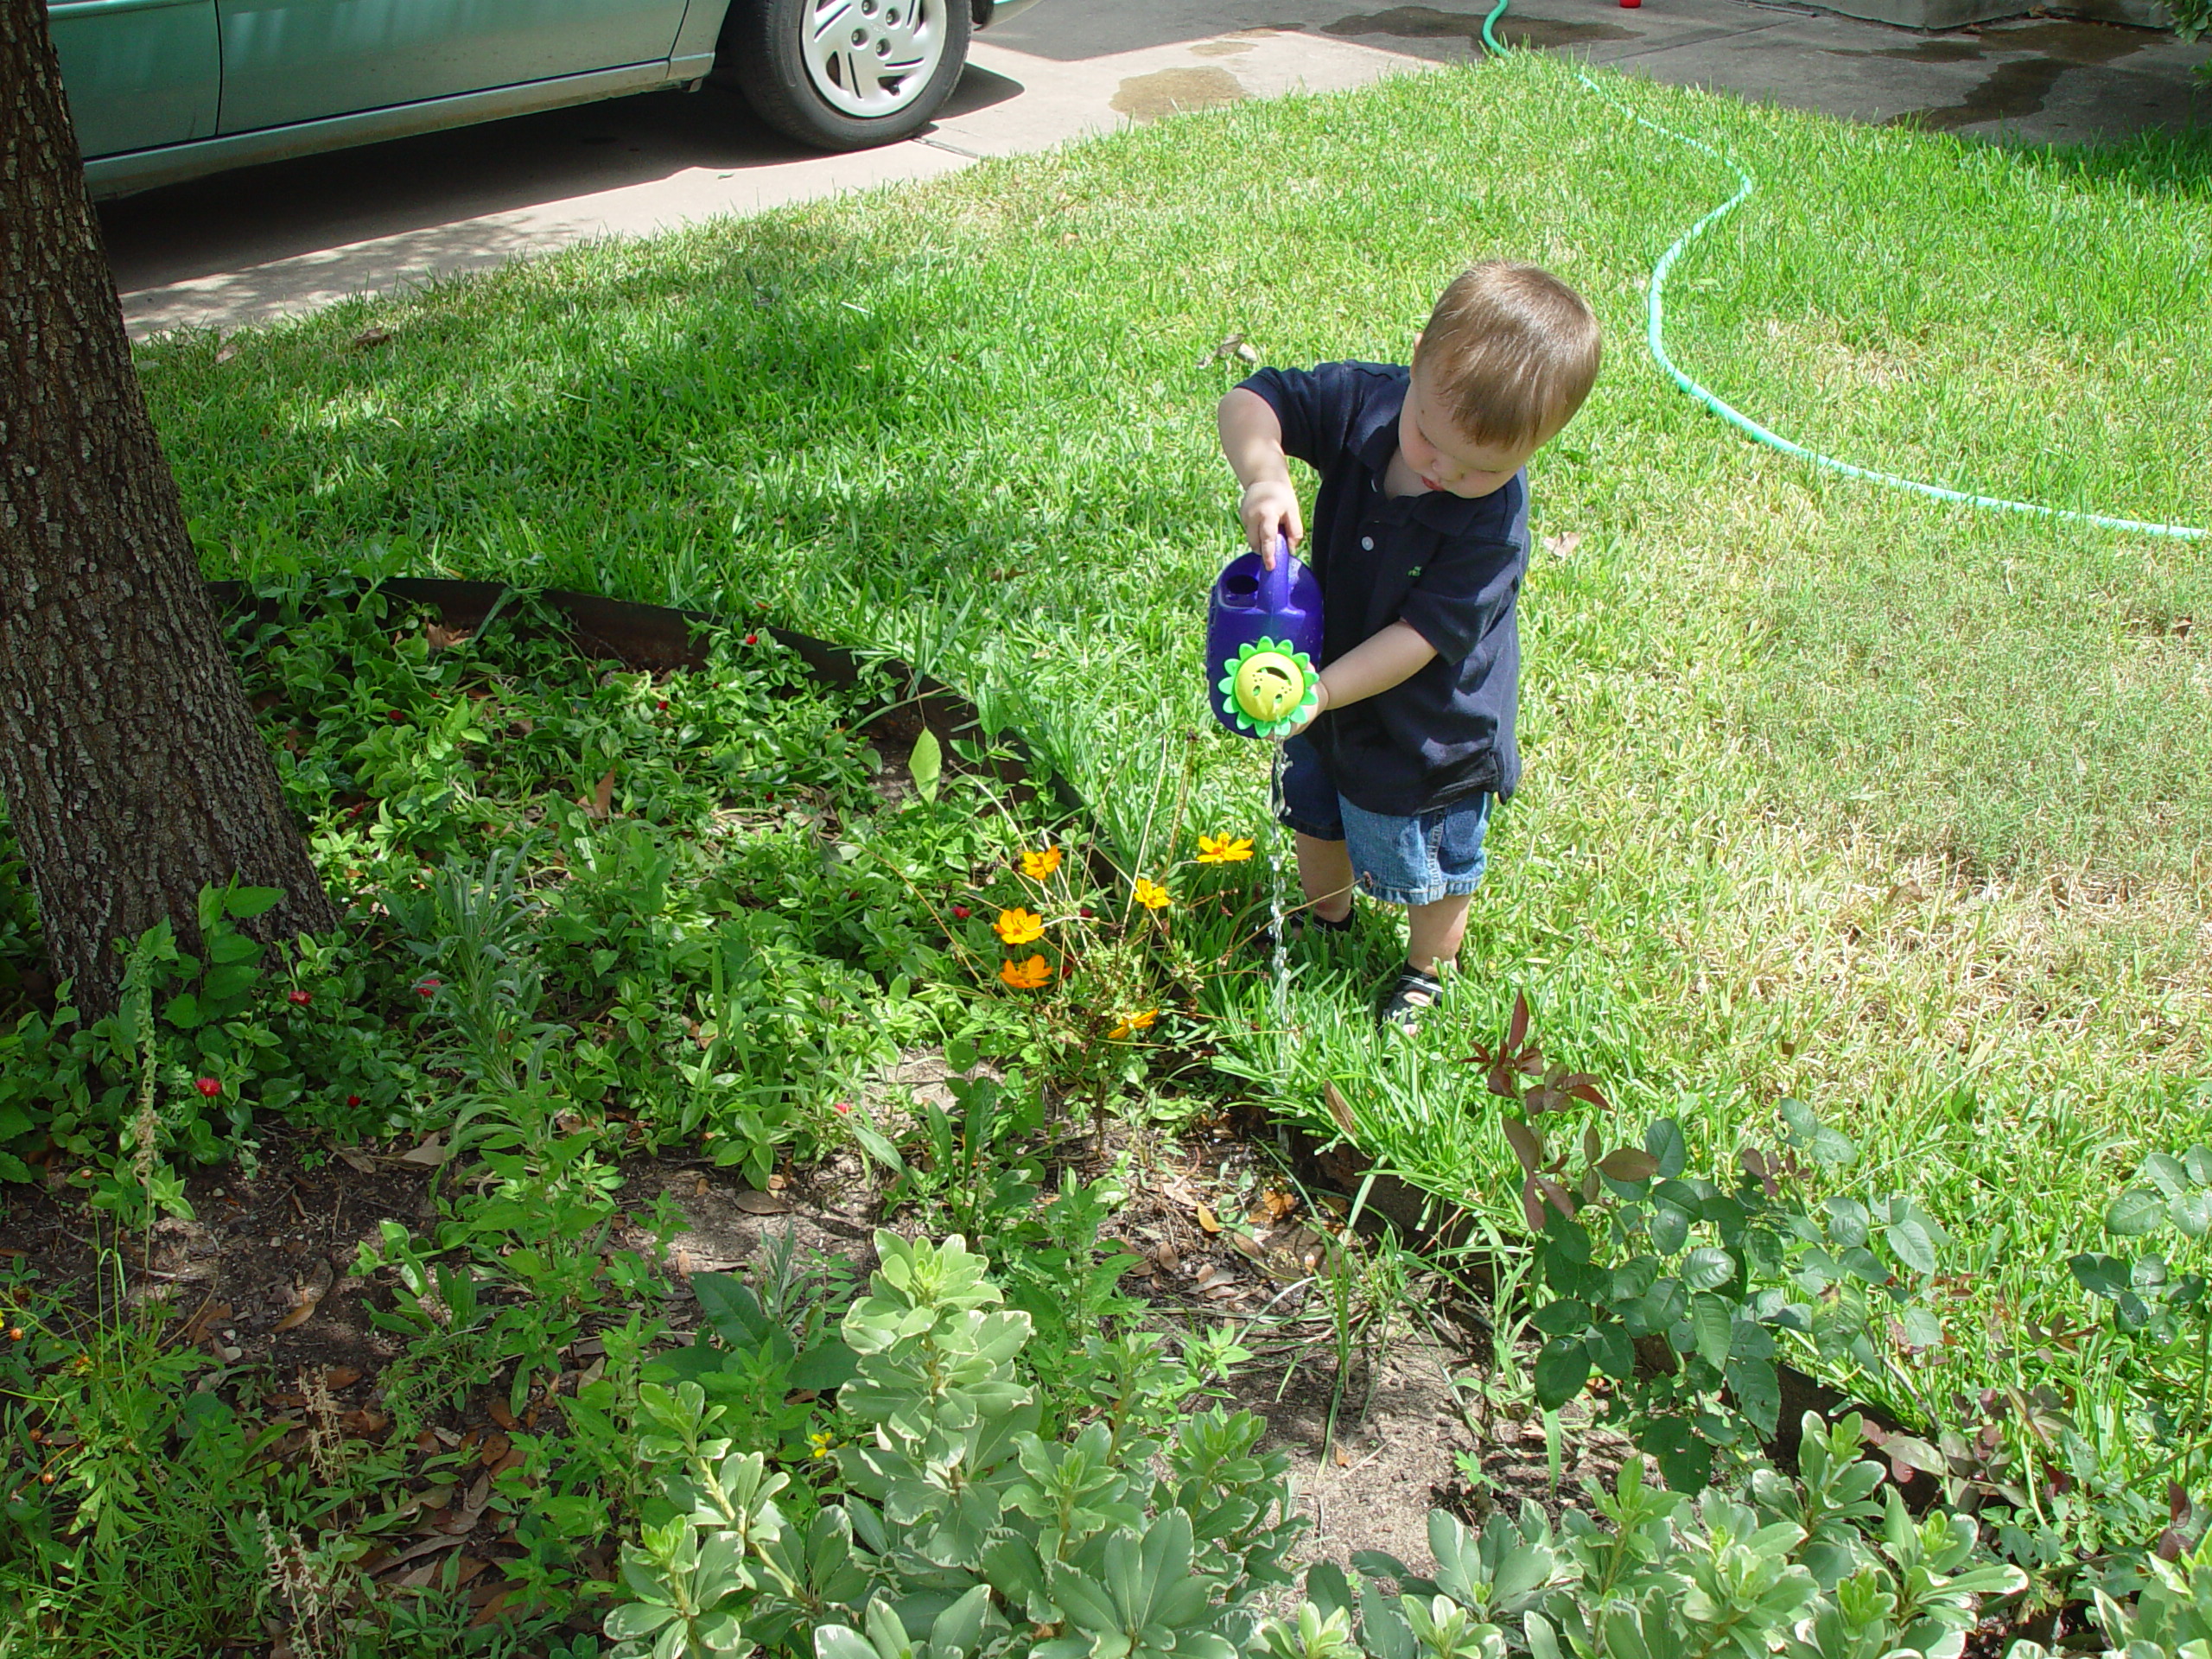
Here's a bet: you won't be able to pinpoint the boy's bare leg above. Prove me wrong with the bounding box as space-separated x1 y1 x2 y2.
1406 893 1472 976
1294 834 1355 924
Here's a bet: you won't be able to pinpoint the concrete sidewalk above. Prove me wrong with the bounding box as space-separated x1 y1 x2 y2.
103 0 2208 338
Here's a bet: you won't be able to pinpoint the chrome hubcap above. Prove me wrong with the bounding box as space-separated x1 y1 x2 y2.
802 0 947 118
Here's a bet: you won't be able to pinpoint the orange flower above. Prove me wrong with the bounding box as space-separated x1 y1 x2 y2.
1133 879 1171 912
1000 954 1052 989
994 907 1046 946
1108 1009 1159 1040
1196 834 1255 865
1020 846 1063 880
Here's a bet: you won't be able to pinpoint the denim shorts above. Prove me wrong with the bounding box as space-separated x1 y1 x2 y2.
1274 735 1492 907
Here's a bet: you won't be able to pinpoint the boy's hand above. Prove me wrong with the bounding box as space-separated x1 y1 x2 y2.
1240 480 1304 569
1279 675 1330 739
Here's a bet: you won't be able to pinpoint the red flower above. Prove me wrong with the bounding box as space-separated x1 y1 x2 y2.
287 989 312 1007
833 1102 853 1115
743 633 759 646
386 710 404 722
415 978 441 997
1080 906 1096 918
657 700 669 711
194 1077 220 1097
952 905 971 919
346 1095 363 1108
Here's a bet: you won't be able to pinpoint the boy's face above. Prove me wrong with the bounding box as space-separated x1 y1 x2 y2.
1397 353 1546 500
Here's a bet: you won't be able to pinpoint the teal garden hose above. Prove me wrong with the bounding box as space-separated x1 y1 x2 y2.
1477 0 2209 542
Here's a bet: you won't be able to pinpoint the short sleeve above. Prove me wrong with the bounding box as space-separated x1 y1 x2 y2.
1237 363 1369 472
1398 534 1522 664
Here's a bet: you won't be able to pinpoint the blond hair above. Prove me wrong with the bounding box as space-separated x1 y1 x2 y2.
1414 262 1602 449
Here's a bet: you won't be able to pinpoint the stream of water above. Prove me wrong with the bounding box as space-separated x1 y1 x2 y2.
1264 741 1292 1028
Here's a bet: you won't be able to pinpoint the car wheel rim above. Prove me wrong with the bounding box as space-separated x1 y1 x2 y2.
801 0 948 119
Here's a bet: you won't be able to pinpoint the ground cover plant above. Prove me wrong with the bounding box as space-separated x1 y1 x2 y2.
5 38 2210 1658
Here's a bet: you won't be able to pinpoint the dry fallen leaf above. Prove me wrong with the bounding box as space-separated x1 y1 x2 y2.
353 326 393 351
1333 1444 1351 1468
477 1432 512 1467
333 1145 376 1174
583 765 618 821
398 1134 449 1167
1323 1080 1358 1138
324 1365 363 1389
272 1260 334 1332
1195 1202 1222 1234
730 1188 791 1216
1541 531 1585 559
487 1398 520 1433
425 623 474 652
213 337 240 364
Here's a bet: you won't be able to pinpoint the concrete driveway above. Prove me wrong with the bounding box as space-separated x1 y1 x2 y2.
103 0 2209 339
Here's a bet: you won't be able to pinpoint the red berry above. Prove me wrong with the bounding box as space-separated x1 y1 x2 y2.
287 989 312 1007
386 710 404 722
952 905 971 919
656 700 669 711
194 1077 220 1098
743 633 759 646
346 1095 363 1108
1081 907 1096 918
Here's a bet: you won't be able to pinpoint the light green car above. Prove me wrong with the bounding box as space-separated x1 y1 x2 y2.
54 0 1042 199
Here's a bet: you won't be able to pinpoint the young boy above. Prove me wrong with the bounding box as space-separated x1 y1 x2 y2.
1217 261 1601 1033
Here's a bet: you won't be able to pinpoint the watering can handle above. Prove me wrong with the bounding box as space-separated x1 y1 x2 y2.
1262 534 1292 610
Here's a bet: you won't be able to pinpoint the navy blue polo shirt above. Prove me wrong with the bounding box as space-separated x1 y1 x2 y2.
1241 361 1528 817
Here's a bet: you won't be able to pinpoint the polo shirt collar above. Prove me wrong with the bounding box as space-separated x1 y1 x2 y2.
1352 370 1501 533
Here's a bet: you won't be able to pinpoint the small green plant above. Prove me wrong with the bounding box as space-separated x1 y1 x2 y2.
605 1230 1306 1658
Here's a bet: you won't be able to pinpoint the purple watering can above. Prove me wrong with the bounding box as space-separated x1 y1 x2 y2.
1206 534 1323 740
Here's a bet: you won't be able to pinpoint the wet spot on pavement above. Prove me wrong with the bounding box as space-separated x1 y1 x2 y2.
1887 57 2072 130
1188 40 1256 57
1324 5 1637 51
1111 67 1249 122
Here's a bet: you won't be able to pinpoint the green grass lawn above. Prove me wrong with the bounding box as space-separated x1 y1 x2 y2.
142 51 2212 1508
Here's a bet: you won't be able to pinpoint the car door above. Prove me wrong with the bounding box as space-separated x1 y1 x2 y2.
213 0 698 135
47 0 220 157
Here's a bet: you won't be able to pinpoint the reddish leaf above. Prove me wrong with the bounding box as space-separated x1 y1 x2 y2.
1596 1148 1661 1183
1507 992 1530 1053
1533 1175 1579 1221
486 1399 520 1433
1502 1119 1544 1177
1519 1174 1546 1233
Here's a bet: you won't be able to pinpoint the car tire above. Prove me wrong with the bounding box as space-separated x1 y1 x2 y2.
724 0 972 151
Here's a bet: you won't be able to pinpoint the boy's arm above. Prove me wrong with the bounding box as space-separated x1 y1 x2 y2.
1217 386 1305 568
1287 620 1436 736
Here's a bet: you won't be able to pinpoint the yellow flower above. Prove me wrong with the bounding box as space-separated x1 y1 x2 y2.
1000 954 1052 989
809 1431 836 1459
1020 846 1063 880
1196 834 1255 865
994 906 1046 946
1133 879 1172 912
1109 1009 1159 1040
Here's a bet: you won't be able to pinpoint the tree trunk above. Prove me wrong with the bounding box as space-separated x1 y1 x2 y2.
0 0 337 1016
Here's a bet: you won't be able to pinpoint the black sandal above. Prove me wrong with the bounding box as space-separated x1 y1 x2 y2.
1258 904 1355 955
1376 965 1444 1034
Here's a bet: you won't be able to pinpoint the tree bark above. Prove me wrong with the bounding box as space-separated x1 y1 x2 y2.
0 0 337 1015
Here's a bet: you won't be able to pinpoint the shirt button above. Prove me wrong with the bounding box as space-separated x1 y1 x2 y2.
1360 536 1374 550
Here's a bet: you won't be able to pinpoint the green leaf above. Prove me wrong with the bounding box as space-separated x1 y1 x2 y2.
907 728 943 804
1643 1118 1688 1179
2069 1252 2129 1300
162 991 207 1030
1682 1248 1736 1291
2143 1152 2189 1198
2107 1189 2168 1237
223 885 283 920
2171 1191 2212 1239
1648 1205 1689 1255
813 1627 879 1659
1897 1306 1944 1348
1885 1218 1937 1275
1823 1197 1871 1248
1532 1337 1592 1408
605 1602 679 1639
1725 1356 1781 1438
1586 1321 1637 1380
1689 1294 1733 1372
